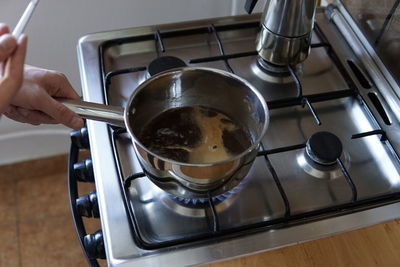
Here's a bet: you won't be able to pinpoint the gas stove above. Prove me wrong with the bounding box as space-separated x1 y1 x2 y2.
69 2 400 267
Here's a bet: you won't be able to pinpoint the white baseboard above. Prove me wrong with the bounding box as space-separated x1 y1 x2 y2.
0 118 71 165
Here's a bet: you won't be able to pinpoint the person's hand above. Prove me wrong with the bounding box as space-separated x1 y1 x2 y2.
4 65 85 129
0 23 27 114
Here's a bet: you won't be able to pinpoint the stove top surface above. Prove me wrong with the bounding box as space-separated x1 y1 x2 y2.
77 6 400 267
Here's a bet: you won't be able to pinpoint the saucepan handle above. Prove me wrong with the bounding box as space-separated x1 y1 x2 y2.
59 98 125 128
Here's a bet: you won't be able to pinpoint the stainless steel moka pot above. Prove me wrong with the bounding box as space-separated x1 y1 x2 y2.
245 0 318 66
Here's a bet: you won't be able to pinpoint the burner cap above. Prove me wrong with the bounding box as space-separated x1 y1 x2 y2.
257 57 290 76
251 57 303 84
148 56 187 76
306 132 343 165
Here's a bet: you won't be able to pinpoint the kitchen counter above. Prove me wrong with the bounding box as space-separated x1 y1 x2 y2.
206 219 400 266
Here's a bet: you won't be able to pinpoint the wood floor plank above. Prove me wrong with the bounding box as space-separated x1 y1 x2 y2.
208 221 400 267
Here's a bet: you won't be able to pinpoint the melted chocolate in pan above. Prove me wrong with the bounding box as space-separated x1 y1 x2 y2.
138 106 251 164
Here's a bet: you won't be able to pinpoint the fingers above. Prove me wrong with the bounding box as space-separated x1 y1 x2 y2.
4 105 57 125
0 33 17 62
41 70 80 99
40 94 84 129
0 24 16 62
8 65 84 129
24 67 84 129
0 23 10 35
4 34 27 81
0 35 27 113
5 93 84 129
24 66 81 99
0 24 12 75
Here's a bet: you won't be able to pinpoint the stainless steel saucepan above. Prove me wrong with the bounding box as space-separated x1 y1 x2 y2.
63 67 269 199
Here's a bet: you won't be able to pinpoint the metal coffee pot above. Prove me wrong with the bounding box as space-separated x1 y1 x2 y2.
245 0 318 66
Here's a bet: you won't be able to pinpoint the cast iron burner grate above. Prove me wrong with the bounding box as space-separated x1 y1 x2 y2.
101 18 400 250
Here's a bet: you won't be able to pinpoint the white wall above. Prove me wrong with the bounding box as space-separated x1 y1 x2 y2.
0 0 266 165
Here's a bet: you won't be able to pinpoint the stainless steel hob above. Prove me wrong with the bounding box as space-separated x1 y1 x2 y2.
69 2 400 266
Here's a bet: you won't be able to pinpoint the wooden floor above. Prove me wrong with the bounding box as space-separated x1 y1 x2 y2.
207 219 400 267
1 155 400 267
0 154 106 267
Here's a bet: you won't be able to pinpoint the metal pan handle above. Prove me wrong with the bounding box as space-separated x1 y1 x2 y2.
60 98 125 128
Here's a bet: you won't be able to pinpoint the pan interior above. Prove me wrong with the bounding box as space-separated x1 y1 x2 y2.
127 68 268 163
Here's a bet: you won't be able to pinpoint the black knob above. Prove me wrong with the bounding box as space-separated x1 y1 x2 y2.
73 158 95 183
70 127 90 149
84 230 106 260
89 191 100 218
76 191 99 218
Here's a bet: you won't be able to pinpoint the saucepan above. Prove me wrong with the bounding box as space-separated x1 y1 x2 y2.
62 67 269 199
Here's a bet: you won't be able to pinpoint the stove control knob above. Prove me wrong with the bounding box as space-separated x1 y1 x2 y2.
84 230 106 260
76 191 99 218
70 127 90 149
74 158 94 183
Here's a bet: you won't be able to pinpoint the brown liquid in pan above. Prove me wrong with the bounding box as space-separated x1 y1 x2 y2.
138 106 252 164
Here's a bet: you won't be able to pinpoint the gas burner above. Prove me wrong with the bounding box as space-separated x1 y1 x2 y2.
148 56 187 77
160 178 247 217
306 132 343 165
297 132 349 179
161 193 238 218
250 57 303 84
170 180 245 206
